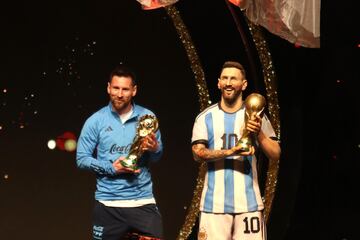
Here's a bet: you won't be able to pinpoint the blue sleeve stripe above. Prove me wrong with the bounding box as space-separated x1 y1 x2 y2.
224 113 236 212
205 112 214 149
245 156 258 211
204 162 215 212
224 159 234 212
203 113 214 212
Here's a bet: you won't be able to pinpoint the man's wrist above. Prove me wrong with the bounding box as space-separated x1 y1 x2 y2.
226 148 234 157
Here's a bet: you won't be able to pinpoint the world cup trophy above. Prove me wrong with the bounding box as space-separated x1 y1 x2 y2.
120 114 159 170
237 93 266 152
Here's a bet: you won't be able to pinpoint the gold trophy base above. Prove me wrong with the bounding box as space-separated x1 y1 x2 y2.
236 138 251 152
120 155 138 170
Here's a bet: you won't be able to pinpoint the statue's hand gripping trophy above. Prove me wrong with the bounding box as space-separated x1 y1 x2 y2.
120 114 159 171
237 93 266 152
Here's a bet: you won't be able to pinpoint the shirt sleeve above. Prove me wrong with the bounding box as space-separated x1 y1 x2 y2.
191 113 209 146
147 128 163 162
76 116 116 176
261 114 277 140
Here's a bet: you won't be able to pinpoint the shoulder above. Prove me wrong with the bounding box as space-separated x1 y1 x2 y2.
261 113 272 124
195 103 219 121
133 103 157 117
84 105 110 126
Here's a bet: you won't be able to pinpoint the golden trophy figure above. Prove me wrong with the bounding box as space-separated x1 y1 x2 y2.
120 114 159 170
237 93 266 152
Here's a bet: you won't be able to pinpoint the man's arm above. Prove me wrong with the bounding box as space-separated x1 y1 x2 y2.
76 118 116 175
192 143 254 162
257 131 281 162
247 115 281 162
142 132 163 162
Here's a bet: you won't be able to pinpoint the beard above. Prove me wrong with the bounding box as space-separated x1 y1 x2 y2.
221 88 241 105
110 98 130 113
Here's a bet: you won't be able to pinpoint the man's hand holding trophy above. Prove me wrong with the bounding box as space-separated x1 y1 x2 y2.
235 93 266 155
112 114 159 174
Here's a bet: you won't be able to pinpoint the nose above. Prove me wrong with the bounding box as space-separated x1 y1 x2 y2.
117 89 123 98
225 79 232 86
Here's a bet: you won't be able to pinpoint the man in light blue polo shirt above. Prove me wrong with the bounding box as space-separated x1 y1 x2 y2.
76 64 163 240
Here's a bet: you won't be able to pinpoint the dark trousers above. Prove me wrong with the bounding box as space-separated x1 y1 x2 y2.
92 201 163 240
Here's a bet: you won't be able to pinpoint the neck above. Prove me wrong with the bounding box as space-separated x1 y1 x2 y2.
220 97 243 113
113 103 133 115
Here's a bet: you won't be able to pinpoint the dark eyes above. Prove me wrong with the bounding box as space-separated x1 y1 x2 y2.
220 78 239 82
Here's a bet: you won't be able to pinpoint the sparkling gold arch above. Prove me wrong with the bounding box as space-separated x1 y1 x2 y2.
164 5 281 239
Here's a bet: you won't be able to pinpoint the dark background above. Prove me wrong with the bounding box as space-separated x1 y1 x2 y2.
0 0 358 240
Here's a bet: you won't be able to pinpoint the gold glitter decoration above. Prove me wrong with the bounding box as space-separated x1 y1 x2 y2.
165 6 210 112
164 6 210 240
165 5 281 239
245 17 281 223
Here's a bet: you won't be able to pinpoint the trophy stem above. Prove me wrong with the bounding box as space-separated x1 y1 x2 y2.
120 114 159 171
236 136 251 152
236 93 266 152
120 155 139 170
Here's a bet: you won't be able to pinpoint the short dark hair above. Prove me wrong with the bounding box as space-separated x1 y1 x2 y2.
222 61 246 79
109 65 137 86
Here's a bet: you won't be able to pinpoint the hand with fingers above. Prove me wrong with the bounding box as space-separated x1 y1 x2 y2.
232 144 255 156
246 114 262 135
113 157 141 174
141 133 159 152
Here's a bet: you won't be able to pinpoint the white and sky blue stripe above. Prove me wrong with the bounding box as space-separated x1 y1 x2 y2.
192 103 275 213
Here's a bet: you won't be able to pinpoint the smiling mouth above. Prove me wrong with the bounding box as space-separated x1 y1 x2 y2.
114 100 124 104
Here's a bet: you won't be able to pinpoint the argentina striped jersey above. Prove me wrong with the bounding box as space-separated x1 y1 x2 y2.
191 103 276 213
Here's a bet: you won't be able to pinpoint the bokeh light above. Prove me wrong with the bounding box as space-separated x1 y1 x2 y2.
56 131 77 152
47 139 56 150
64 139 77 152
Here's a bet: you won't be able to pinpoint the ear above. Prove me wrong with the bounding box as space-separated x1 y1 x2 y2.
132 85 137 97
217 78 221 89
242 79 248 91
107 82 111 94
